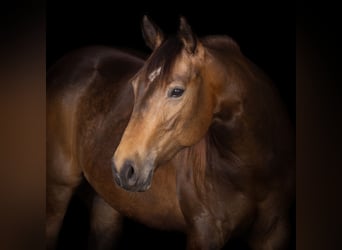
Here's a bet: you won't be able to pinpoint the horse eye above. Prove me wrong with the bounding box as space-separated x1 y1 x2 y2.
169 88 185 98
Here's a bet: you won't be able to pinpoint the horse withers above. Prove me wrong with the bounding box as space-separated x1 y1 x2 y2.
47 17 295 250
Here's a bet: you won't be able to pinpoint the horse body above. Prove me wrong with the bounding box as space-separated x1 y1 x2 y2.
47 17 294 250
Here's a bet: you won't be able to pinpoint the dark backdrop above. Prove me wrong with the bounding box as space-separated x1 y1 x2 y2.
47 1 295 249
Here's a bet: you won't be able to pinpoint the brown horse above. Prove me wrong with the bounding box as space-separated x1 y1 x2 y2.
47 16 295 250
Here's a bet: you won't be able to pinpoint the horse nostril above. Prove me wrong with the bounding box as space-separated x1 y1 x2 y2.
127 165 134 179
123 160 135 182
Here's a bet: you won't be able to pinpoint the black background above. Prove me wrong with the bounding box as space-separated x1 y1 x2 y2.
47 1 295 249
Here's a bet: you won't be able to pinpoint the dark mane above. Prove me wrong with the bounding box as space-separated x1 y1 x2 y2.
144 36 183 84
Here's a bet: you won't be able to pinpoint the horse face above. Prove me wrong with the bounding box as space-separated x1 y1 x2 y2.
112 17 215 192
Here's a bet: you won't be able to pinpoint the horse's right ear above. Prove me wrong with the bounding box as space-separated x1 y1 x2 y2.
141 15 164 50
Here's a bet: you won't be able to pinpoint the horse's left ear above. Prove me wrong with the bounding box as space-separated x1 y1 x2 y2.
142 15 165 50
178 17 199 55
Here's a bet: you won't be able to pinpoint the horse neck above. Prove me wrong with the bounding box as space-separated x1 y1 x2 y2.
174 123 241 194
174 45 249 190
203 40 294 173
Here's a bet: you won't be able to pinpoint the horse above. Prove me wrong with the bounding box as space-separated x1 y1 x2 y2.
46 16 295 250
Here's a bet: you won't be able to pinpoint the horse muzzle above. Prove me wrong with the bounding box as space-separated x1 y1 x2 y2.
111 159 154 192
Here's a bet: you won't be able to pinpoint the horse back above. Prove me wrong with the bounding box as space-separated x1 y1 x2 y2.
47 46 144 184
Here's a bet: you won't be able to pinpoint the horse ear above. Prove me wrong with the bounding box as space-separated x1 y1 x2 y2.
178 17 198 55
142 15 164 50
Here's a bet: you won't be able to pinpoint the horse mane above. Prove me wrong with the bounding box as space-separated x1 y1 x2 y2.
176 136 208 196
201 35 240 52
177 130 245 196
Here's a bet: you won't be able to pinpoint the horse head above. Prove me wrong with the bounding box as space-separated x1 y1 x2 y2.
112 16 227 191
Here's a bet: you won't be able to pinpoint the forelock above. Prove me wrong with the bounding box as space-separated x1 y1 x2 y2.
144 36 183 84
